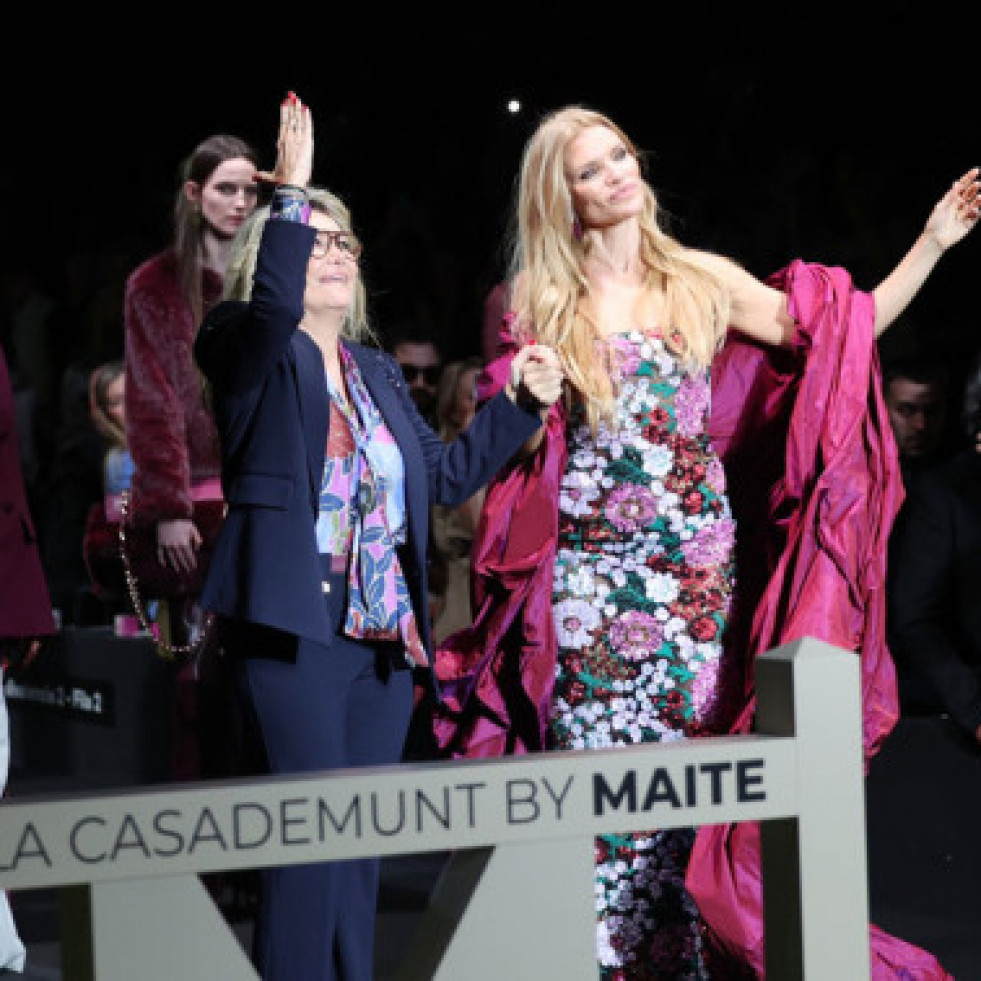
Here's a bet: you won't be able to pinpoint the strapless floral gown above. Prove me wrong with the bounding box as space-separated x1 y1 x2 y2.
550 331 739 979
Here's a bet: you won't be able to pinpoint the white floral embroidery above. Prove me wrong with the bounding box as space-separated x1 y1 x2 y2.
552 331 727 979
552 598 601 649
645 572 681 603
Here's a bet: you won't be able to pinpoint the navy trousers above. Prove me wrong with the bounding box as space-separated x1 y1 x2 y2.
231 569 414 980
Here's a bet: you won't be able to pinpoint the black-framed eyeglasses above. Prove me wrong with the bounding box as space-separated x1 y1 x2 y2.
399 364 441 386
311 231 362 260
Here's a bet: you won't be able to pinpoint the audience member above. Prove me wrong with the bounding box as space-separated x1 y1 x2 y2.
0 341 56 971
437 356 483 441
431 356 486 643
882 354 952 489
89 361 133 511
80 361 138 621
385 320 443 424
37 360 107 623
888 350 981 741
405 360 487 760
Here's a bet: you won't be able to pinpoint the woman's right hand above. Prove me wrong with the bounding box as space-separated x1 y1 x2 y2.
923 167 981 253
254 91 314 188
157 518 202 574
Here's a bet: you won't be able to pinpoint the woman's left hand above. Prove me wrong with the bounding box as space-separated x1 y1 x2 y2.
254 91 314 188
925 167 981 252
509 344 565 408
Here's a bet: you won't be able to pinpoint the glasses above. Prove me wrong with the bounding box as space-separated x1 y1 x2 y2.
311 231 362 260
399 364 441 386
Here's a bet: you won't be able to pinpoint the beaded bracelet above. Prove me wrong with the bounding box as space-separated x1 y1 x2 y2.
271 184 311 223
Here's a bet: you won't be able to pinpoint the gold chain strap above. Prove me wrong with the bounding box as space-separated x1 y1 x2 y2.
117 490 213 661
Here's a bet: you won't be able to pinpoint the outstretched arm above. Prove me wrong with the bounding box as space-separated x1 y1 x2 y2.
872 167 980 336
712 167 981 347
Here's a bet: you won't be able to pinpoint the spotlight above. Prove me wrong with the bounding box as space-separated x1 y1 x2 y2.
507 99 521 115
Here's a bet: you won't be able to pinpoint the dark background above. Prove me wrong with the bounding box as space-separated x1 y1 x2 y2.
5 14 981 973
5 6 980 366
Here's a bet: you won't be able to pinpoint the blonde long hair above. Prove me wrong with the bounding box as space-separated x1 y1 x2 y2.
508 106 730 429
222 186 373 344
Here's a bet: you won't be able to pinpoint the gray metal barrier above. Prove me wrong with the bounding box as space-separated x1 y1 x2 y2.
0 636 870 979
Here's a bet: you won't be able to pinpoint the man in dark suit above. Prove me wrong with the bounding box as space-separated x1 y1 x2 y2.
0 342 56 969
888 352 981 741
882 355 952 491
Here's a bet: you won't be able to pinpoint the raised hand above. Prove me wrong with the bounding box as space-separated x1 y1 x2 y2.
509 344 565 408
254 91 314 188
925 167 981 252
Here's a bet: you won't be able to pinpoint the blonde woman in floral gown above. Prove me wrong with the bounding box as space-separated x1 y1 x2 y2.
434 103 980 979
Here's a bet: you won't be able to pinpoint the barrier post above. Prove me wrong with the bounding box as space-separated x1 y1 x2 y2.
756 637 871 979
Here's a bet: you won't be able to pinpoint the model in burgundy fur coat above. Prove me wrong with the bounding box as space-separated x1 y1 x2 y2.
123 248 223 526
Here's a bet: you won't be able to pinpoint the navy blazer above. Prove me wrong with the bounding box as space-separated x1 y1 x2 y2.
194 219 540 671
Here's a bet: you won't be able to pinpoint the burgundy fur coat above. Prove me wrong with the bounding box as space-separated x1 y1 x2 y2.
123 250 222 525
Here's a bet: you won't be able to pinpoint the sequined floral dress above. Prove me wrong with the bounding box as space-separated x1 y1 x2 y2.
550 331 737 979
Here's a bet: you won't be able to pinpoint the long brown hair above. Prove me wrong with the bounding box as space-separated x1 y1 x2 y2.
173 134 259 328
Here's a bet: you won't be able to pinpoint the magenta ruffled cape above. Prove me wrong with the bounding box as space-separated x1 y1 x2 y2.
433 261 951 979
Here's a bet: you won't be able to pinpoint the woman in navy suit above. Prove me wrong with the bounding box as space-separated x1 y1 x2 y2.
193 93 564 981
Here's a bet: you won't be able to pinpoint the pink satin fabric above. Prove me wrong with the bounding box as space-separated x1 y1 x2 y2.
432 261 951 978
433 338 568 757
689 260 950 978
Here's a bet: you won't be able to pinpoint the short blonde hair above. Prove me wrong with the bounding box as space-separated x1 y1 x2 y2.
223 186 373 344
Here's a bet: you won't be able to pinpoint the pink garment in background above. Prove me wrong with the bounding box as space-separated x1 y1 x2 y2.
433 261 951 978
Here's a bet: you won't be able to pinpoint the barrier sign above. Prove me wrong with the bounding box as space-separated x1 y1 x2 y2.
0 636 871 980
